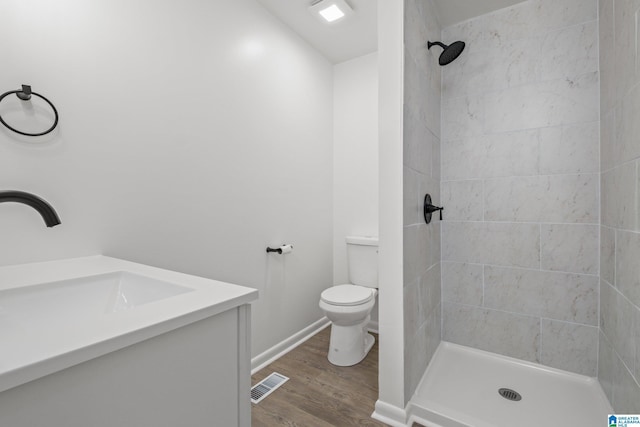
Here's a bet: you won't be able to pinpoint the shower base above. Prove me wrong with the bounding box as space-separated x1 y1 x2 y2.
408 342 612 427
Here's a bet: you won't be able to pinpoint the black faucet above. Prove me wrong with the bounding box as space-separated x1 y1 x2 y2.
0 191 61 227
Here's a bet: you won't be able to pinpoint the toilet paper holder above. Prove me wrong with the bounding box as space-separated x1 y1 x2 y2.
266 244 293 254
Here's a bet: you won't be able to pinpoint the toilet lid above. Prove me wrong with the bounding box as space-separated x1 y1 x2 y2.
321 284 375 306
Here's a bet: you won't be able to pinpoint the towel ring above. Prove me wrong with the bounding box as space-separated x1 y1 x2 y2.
0 85 59 137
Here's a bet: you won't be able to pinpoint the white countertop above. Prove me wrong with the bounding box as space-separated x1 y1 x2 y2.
0 256 258 393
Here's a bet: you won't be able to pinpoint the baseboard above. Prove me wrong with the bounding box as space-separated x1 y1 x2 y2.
251 317 330 374
371 399 408 427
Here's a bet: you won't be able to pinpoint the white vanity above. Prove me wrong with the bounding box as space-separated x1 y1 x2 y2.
0 256 258 427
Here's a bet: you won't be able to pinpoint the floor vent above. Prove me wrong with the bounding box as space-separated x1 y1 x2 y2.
251 372 289 404
498 388 522 401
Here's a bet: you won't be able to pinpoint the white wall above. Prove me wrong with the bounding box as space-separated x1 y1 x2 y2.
374 0 407 421
333 52 379 286
0 0 333 358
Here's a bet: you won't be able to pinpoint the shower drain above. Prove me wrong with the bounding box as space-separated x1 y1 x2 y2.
498 388 522 401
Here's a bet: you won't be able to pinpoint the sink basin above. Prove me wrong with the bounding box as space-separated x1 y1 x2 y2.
0 272 193 320
0 256 258 394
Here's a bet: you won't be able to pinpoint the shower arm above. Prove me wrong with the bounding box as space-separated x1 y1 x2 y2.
427 41 447 50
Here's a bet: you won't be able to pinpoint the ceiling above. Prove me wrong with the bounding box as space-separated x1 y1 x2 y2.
254 0 527 64
255 0 377 64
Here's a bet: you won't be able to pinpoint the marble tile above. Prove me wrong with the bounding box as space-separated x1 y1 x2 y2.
615 83 640 166
539 21 598 82
442 37 541 99
484 72 599 134
602 338 640 412
472 3 539 48
404 49 428 124
540 122 599 175
415 1 442 91
424 302 442 367
601 280 636 371
616 230 640 307
405 52 441 146
599 0 615 113
601 162 637 229
404 0 442 386
443 302 540 363
441 130 542 180
404 328 426 400
405 302 441 400
403 107 433 176
403 166 422 226
542 174 600 224
635 304 640 384
442 261 483 306
600 225 616 286
404 0 428 61
432 221 442 267
416 223 431 275
442 221 540 268
442 0 597 64
600 110 615 173
481 130 542 178
614 361 640 413
541 224 599 274
614 0 640 103
484 174 599 223
484 266 598 325
534 0 598 30
441 137 481 181
442 94 485 141
406 0 442 98
441 180 483 221
404 225 420 285
432 131 441 181
424 82 441 139
483 176 539 222
404 278 421 341
420 263 441 318
540 319 598 376
417 220 440 272
598 331 616 403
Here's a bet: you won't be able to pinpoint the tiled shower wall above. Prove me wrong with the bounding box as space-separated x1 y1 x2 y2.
440 0 601 376
598 0 640 411
403 0 442 402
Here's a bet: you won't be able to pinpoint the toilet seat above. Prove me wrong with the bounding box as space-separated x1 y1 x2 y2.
320 284 375 306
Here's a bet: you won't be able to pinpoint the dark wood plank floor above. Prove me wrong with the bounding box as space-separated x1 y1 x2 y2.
251 326 387 426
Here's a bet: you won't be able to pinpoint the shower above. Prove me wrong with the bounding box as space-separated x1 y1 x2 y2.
427 40 465 65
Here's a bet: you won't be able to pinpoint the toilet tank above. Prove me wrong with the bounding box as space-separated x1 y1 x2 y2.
346 236 378 288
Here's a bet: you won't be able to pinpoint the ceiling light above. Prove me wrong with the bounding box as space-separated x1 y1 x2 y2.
319 5 345 22
309 0 353 24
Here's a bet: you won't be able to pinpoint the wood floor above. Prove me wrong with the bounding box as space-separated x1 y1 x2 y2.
251 326 387 426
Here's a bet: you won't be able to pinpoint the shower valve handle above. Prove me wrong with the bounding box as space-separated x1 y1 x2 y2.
423 193 444 224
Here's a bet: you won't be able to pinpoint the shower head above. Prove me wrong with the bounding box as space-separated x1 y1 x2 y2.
427 40 465 66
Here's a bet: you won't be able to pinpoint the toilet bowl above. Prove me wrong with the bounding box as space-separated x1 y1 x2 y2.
320 285 377 366
319 236 378 367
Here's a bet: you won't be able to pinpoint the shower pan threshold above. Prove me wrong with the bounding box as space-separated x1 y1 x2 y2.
408 342 612 427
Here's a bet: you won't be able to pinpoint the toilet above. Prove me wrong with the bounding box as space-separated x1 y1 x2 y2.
319 236 378 366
